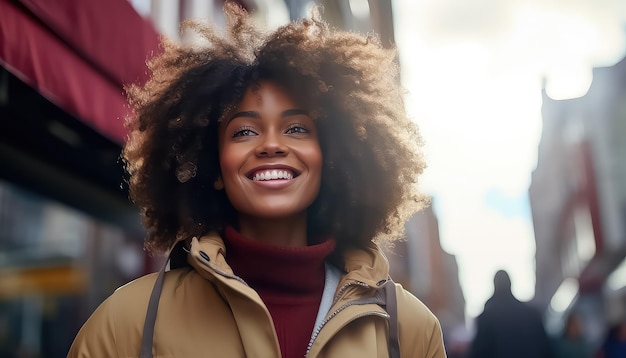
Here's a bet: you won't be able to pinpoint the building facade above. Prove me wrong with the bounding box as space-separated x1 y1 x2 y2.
530 55 626 347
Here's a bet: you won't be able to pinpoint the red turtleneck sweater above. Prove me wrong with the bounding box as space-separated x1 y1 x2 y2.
223 226 336 358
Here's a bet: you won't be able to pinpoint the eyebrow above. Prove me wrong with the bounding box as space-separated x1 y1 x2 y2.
229 111 260 121
282 109 308 117
227 109 309 124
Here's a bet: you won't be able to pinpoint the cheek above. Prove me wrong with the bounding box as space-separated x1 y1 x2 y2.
218 145 242 181
218 149 246 208
306 144 323 182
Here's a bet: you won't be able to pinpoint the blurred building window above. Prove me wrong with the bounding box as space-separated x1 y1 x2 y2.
0 179 146 357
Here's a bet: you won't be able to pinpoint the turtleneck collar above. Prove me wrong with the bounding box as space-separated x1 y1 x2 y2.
223 226 336 295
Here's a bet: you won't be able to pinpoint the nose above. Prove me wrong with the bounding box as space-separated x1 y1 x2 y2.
255 131 288 157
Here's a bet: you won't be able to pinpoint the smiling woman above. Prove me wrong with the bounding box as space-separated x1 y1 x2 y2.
218 81 323 246
67 3 445 358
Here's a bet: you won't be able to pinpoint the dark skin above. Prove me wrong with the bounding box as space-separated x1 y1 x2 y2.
217 81 322 246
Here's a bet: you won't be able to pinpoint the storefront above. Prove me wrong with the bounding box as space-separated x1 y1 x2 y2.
0 0 160 355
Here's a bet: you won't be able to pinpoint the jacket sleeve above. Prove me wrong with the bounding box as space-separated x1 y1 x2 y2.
67 295 120 358
396 285 447 358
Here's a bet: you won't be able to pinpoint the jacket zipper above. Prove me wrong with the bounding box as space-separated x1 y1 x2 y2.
332 280 370 306
305 281 390 357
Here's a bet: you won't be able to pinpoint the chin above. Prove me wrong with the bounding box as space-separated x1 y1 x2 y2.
253 209 305 219
239 202 311 220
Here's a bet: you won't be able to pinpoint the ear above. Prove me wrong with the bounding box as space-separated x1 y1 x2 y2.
214 176 224 190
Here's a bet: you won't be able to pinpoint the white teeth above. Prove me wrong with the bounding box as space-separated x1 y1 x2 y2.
253 170 294 181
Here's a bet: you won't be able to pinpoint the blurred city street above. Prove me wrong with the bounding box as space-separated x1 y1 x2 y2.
1 0 626 357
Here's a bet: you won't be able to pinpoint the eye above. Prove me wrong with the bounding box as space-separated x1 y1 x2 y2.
285 123 310 134
232 126 257 137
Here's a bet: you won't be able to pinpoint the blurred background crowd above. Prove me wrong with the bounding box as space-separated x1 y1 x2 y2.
1 0 626 357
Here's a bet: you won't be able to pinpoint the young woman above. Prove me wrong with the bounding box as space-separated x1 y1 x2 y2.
68 4 446 357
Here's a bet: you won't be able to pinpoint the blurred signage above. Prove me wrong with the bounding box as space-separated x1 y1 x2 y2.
0 265 87 299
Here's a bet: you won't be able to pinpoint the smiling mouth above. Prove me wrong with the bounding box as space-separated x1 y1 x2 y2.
251 169 297 181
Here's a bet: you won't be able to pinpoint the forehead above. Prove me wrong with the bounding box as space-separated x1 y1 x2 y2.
236 81 300 109
217 78 325 127
219 80 309 125
217 80 315 133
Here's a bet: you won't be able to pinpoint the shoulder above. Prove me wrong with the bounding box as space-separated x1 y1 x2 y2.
113 267 195 300
394 282 440 330
67 268 194 357
105 268 196 324
67 273 157 357
393 283 447 357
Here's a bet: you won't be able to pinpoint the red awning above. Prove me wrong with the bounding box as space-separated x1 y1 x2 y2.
0 0 161 144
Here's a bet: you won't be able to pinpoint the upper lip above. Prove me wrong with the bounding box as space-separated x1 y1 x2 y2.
246 164 301 179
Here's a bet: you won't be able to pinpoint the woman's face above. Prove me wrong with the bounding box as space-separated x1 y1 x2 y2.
218 81 322 221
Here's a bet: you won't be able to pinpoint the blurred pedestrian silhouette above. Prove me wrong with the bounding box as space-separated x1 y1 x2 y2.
595 321 626 358
552 312 593 358
467 269 554 358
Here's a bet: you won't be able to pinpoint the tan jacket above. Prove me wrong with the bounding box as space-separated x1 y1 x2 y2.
68 233 447 357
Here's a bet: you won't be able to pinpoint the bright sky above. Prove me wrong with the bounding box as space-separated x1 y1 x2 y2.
392 0 626 319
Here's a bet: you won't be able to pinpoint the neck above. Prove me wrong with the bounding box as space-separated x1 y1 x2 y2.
237 213 308 247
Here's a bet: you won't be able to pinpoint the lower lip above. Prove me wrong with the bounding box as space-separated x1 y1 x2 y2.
250 179 295 189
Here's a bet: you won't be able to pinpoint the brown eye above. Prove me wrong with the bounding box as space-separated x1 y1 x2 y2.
285 124 310 134
232 126 257 137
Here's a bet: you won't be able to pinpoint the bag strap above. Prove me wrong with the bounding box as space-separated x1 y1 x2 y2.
384 278 401 358
139 256 169 358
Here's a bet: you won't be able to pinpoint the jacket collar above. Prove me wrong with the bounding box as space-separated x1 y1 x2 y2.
184 232 391 292
183 232 393 357
340 243 391 287
186 233 237 279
